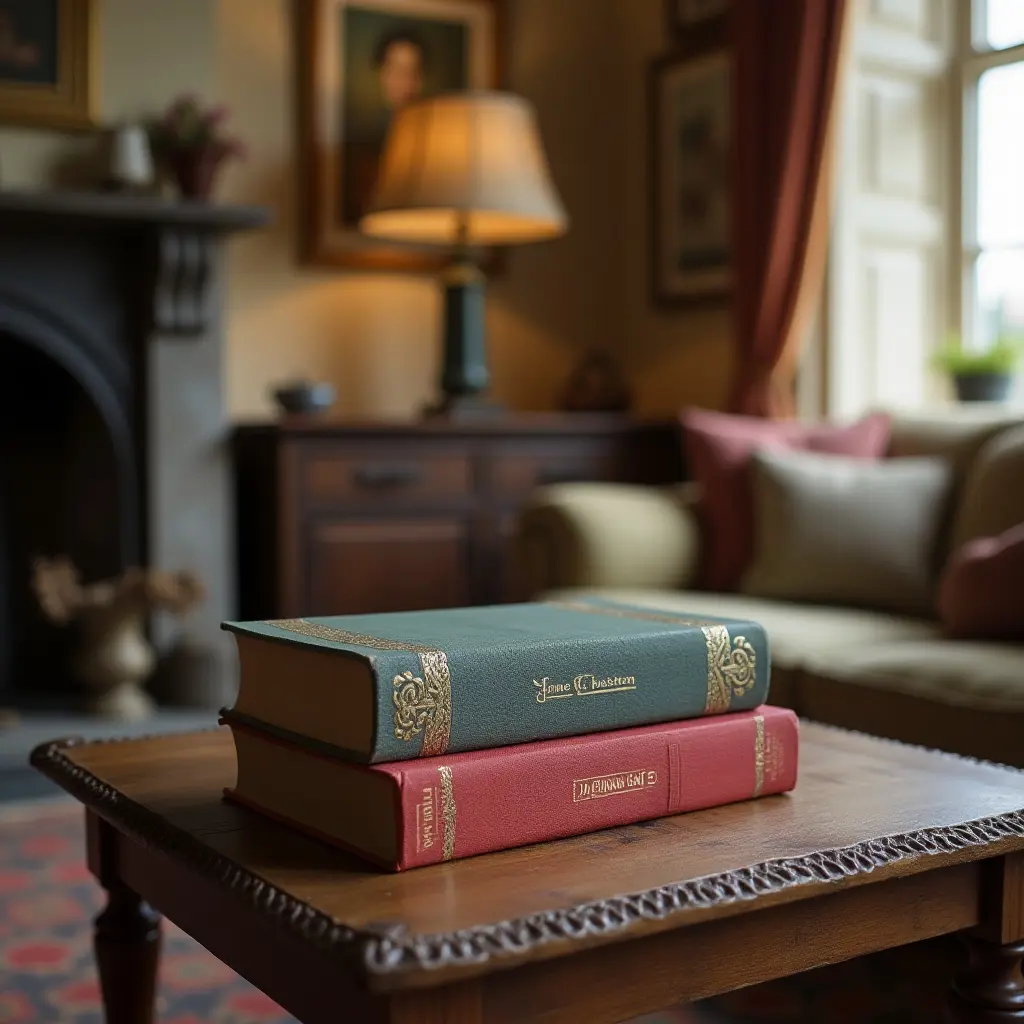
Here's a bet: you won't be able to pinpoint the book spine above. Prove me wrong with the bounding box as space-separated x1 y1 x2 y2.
371 620 771 763
393 707 798 869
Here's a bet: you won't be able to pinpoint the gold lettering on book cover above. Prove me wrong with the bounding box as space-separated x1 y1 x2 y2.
764 729 786 785
437 765 457 861
753 714 765 797
415 786 436 853
264 619 452 756
546 602 759 712
701 626 757 714
573 769 658 803
533 673 637 703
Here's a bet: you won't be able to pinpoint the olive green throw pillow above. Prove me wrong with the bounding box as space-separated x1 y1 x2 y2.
742 449 952 616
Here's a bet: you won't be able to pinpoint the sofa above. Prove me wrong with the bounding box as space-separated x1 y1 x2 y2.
516 411 1024 765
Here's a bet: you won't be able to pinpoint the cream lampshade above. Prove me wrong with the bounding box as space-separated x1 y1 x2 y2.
360 91 568 415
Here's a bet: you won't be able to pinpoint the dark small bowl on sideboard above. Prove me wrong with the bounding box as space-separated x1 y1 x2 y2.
272 381 336 416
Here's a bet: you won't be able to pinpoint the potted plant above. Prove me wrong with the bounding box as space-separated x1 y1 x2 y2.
32 557 205 721
148 94 246 201
932 334 1021 403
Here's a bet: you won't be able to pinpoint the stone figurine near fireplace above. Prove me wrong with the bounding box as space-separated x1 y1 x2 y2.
32 557 204 720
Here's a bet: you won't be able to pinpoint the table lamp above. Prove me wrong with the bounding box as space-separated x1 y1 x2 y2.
359 91 568 416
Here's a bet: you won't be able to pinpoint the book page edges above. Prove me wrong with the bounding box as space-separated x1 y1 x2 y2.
231 633 376 760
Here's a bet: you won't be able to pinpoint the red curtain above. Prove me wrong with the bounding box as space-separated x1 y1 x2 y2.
729 0 851 418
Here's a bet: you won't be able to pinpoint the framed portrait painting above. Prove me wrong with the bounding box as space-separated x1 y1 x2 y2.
650 48 731 306
298 0 500 270
0 0 95 129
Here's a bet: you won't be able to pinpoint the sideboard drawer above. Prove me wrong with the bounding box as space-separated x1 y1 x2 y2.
490 448 621 496
303 451 472 503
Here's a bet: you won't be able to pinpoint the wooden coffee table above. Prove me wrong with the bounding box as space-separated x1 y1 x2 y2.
31 723 1024 1024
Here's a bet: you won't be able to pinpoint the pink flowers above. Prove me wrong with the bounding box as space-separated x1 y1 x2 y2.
149 93 247 163
146 93 248 199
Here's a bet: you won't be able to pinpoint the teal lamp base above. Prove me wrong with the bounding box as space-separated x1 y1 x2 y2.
425 261 502 419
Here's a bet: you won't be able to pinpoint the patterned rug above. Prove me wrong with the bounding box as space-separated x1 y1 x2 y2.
0 799 960 1023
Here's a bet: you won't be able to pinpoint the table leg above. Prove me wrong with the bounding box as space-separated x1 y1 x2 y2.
947 935 1024 1022
94 883 162 1024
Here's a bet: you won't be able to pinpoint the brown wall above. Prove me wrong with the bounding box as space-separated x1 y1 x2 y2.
613 0 733 414
1 0 733 419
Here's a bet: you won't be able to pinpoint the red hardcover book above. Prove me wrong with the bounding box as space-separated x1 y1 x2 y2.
224 706 798 871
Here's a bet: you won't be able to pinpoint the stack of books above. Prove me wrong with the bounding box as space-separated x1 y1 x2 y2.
220 598 798 871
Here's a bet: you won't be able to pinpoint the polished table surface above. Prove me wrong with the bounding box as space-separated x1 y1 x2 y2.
33 722 1024 1023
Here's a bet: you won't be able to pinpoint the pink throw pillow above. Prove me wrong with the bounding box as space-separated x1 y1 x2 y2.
938 524 1024 640
681 408 891 591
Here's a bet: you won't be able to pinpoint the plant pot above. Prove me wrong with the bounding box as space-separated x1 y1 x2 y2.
953 373 1013 403
73 609 156 721
168 149 226 201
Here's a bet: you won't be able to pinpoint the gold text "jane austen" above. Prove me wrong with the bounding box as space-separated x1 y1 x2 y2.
533 673 637 703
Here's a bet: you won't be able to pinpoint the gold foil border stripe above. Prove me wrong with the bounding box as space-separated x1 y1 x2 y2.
753 714 765 797
437 766 457 861
418 651 452 757
701 625 732 713
266 619 452 757
263 618 437 653
701 626 759 715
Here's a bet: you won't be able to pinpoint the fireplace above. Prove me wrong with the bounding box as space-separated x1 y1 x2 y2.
0 191 266 709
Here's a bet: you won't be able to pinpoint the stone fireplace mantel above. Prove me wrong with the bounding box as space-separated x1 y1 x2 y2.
0 190 269 335
0 190 269 710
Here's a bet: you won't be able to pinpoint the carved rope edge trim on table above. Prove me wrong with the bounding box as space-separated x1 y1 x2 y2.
30 735 1024 979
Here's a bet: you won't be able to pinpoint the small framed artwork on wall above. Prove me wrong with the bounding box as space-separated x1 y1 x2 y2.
649 47 731 306
297 0 500 270
0 0 95 129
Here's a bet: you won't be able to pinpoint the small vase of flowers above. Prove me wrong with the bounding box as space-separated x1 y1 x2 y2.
148 94 246 201
933 334 1022 403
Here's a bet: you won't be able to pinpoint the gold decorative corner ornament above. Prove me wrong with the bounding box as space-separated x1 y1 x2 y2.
264 619 453 757
392 651 453 756
437 765 457 861
701 626 757 714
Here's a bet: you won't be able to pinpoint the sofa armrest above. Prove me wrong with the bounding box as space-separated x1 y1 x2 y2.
515 482 701 593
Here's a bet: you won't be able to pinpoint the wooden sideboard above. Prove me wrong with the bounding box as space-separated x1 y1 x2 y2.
232 415 681 619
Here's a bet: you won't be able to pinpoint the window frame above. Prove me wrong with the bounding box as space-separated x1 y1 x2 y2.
956 0 1024 348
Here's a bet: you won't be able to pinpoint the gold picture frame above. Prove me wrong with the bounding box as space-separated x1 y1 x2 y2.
297 0 500 271
0 0 96 131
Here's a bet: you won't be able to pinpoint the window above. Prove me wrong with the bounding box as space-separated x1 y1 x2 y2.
817 1 1024 417
979 0 1024 51
819 2 953 417
962 1 1024 348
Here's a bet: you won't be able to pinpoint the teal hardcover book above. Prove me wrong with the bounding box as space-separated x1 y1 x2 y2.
222 597 770 764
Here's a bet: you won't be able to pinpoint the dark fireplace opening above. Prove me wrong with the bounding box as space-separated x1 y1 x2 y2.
0 333 135 705
0 192 266 717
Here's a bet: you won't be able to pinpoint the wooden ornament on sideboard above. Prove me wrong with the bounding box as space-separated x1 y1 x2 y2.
232 416 681 619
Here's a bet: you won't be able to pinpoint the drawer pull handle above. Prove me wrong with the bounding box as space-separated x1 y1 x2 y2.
353 465 424 488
